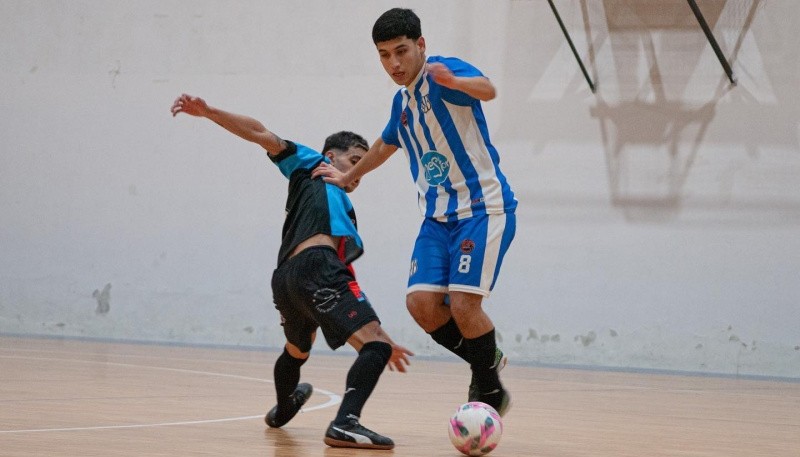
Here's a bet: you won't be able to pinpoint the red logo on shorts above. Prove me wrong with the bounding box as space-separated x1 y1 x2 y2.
460 239 475 254
348 310 358 319
348 281 366 301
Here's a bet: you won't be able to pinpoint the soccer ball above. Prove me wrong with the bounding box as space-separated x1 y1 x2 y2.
448 402 503 456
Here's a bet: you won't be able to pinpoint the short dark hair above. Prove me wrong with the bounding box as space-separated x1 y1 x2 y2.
372 8 421 44
322 131 369 154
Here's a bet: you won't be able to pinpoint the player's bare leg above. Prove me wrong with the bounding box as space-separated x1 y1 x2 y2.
408 291 510 415
448 292 492 338
407 291 450 332
408 291 473 363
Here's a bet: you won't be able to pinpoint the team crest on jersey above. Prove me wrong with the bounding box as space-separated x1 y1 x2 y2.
421 151 450 186
460 239 475 254
400 111 408 127
420 94 432 113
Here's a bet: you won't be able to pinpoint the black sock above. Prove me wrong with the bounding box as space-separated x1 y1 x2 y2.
464 329 501 394
334 341 392 425
273 348 307 414
429 318 470 362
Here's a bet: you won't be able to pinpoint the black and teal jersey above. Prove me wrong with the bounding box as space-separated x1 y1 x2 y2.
269 141 363 266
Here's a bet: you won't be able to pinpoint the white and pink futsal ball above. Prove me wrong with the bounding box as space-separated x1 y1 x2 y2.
447 402 503 456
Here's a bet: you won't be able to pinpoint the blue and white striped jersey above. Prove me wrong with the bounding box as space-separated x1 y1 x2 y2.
381 56 517 222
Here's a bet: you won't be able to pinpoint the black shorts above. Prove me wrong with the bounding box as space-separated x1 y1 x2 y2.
271 246 379 351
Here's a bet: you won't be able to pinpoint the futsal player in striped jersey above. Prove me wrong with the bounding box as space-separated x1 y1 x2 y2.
315 8 516 416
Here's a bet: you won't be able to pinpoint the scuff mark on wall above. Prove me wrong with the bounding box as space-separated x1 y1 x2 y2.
108 60 121 88
541 334 560 343
575 331 597 347
93 283 111 315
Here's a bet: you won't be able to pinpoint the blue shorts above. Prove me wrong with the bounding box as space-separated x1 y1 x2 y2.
407 213 516 297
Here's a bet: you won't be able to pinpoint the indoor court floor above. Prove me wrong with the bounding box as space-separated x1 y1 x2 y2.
1 336 798 457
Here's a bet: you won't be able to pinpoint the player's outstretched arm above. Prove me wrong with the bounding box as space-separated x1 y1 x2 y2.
427 62 496 101
312 137 398 188
171 93 286 156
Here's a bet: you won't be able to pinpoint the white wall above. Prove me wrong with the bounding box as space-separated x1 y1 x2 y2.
1 0 798 378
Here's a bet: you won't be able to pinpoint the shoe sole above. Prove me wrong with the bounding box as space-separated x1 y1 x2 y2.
324 436 394 450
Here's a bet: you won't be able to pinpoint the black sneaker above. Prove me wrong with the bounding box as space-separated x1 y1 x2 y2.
468 348 508 402
265 383 313 428
479 387 512 417
324 419 394 450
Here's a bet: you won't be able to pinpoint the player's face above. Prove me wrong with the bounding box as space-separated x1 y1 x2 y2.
376 36 426 87
328 147 365 193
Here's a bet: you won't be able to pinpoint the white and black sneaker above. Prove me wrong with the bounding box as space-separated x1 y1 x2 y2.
468 348 508 402
265 383 313 428
324 418 394 450
479 387 513 417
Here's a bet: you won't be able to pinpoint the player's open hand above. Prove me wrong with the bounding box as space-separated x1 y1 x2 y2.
171 93 210 118
387 344 414 373
312 161 348 188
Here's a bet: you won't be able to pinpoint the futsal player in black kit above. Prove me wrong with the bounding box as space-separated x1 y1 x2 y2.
171 93 413 450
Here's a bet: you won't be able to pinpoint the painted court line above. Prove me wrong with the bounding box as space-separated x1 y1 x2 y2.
0 354 341 434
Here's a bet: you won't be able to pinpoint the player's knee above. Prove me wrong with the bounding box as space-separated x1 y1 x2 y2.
407 293 454 332
361 340 392 366
406 292 437 318
290 336 314 354
406 296 424 319
284 342 309 359
407 299 436 329
449 299 483 322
